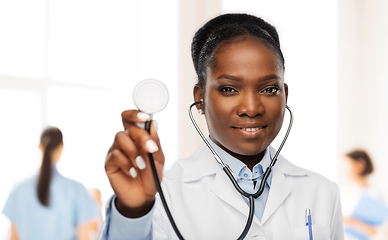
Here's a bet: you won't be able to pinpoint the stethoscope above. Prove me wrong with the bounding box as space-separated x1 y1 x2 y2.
133 79 294 240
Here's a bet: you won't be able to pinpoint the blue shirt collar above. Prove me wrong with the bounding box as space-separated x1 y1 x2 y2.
207 137 272 187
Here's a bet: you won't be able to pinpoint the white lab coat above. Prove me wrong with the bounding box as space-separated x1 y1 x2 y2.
151 144 344 240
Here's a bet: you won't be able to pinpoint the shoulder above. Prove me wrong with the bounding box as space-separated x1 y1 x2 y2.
163 156 190 181
3 176 36 216
9 175 36 194
55 172 89 195
60 175 82 185
163 143 219 183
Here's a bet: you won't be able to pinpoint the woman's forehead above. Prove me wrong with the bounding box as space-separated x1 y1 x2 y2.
211 37 282 68
209 39 283 77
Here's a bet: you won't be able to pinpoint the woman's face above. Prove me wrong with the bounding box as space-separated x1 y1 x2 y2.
342 156 366 180
194 36 287 161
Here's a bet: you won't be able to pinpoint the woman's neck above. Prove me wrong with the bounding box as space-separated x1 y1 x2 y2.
209 137 265 171
222 147 265 171
354 176 368 188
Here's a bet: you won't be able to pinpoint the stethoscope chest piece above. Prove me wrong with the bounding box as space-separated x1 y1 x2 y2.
133 79 169 114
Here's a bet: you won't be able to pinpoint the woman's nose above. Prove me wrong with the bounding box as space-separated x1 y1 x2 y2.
236 91 264 117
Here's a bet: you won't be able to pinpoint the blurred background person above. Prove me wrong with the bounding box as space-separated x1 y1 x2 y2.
341 149 388 240
1 127 100 240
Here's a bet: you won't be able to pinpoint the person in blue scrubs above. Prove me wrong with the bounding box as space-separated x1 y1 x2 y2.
2 127 100 240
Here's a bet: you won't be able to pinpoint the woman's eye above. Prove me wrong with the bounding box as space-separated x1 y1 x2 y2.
262 86 280 94
220 87 237 93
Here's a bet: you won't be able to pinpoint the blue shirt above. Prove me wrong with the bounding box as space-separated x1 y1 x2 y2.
2 166 100 240
208 138 272 222
102 139 272 240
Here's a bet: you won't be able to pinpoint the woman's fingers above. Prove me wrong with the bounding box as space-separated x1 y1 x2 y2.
114 131 144 172
107 131 149 175
106 132 138 177
126 122 160 155
106 121 164 175
121 110 150 130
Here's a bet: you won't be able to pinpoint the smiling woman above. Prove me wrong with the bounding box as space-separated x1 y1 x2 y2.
99 13 344 240
194 36 287 167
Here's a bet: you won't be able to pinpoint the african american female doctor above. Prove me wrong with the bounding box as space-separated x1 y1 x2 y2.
99 13 344 240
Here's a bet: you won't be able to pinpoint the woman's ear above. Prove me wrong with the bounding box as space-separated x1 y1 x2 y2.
193 84 204 104
193 84 204 113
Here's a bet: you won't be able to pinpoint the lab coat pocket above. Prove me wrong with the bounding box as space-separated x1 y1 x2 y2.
294 225 330 240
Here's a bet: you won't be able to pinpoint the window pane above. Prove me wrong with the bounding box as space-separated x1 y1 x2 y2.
0 0 46 78
48 0 179 89
48 0 138 87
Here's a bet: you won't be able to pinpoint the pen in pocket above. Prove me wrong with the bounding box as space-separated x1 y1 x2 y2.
306 209 313 240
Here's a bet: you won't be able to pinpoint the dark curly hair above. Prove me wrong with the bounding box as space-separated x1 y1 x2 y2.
191 13 285 89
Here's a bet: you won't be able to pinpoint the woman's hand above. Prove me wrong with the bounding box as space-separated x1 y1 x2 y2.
105 110 164 218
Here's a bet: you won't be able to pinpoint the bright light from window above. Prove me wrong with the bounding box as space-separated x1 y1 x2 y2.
0 0 46 79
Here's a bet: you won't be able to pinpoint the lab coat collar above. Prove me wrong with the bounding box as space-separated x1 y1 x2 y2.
182 143 308 182
207 138 273 187
182 142 310 227
182 142 221 183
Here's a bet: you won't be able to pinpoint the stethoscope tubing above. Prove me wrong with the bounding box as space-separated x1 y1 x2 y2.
189 102 294 199
144 120 185 240
145 103 293 240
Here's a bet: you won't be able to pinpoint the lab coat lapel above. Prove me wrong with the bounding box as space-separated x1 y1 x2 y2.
184 144 262 226
261 163 291 224
210 170 246 213
260 146 308 225
183 143 265 236
210 167 263 227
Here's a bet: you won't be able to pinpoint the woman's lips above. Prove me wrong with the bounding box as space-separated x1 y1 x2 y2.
238 127 263 132
231 126 267 138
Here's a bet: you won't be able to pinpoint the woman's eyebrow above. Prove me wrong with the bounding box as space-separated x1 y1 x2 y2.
260 74 282 82
216 74 282 82
216 74 240 81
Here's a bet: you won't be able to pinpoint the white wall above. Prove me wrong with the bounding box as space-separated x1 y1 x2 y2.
338 0 388 194
177 0 221 159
